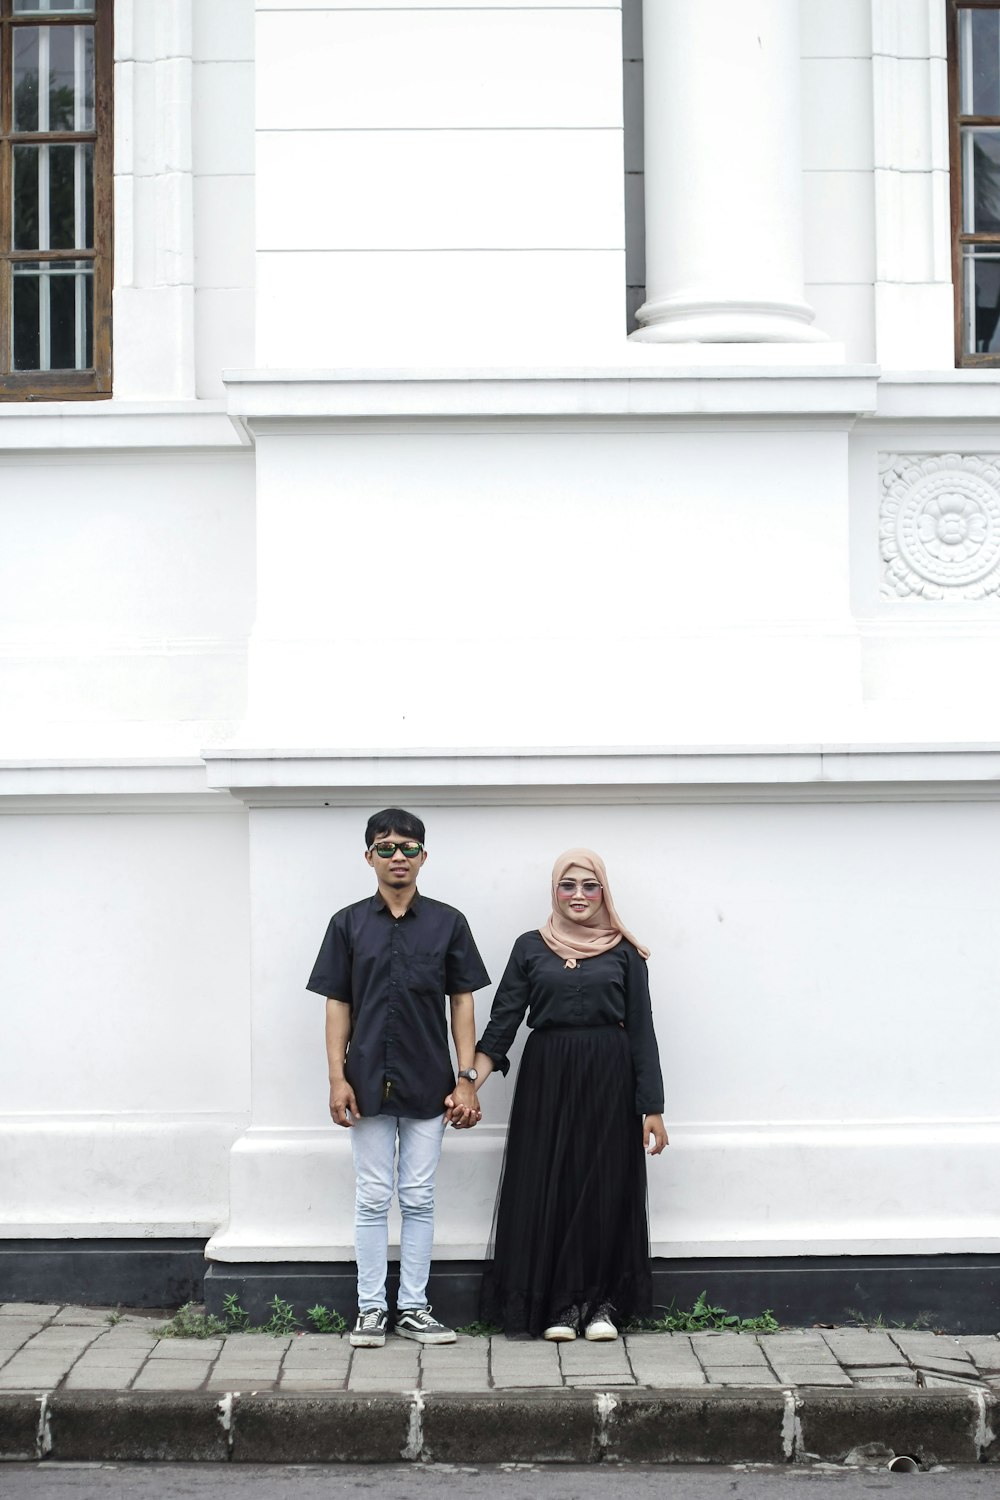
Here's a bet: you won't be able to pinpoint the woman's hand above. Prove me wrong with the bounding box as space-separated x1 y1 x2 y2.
445 1078 482 1128
643 1114 669 1155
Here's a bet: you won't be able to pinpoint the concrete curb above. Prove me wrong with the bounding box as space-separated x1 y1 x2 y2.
1 1388 998 1466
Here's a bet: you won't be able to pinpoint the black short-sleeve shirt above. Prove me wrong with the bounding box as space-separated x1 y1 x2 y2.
307 891 490 1120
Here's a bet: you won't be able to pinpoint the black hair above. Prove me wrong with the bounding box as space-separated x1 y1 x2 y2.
364 807 426 849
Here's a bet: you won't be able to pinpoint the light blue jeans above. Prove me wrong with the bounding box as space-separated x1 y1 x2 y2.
350 1112 446 1312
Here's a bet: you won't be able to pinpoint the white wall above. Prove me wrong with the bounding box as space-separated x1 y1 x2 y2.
0 810 251 1235
254 0 628 365
0 450 255 758
4 0 1000 1266
208 797 1000 1261
800 0 876 362
244 420 858 750
113 0 255 400
193 0 255 397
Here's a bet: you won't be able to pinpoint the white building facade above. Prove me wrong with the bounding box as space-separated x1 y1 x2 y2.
2 0 1000 1322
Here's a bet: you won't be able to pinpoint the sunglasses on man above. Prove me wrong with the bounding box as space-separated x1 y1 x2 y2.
369 841 424 859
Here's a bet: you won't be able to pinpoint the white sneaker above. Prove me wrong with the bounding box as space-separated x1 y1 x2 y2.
543 1306 579 1342
584 1303 618 1341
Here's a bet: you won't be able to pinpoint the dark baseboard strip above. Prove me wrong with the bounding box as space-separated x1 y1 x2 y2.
3 1243 999 1332
204 1254 1000 1334
0 1240 208 1309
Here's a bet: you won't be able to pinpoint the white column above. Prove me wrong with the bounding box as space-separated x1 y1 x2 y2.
631 0 825 344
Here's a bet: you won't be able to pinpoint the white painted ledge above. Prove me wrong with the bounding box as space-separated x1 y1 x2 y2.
0 1113 247 1237
877 372 1000 419
207 1120 1000 1262
0 758 236 812
0 400 248 450
5 745 1000 809
224 364 879 423
202 743 1000 806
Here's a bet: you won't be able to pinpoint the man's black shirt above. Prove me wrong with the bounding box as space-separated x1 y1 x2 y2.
307 891 490 1120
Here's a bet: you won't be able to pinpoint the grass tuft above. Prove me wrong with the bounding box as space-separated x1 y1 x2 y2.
637 1290 779 1335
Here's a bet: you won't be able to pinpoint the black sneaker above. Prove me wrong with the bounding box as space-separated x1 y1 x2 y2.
394 1305 456 1344
543 1305 580 1342
350 1307 388 1347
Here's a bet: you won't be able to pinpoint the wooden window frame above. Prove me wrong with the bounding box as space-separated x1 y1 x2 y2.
947 0 1000 366
0 0 112 400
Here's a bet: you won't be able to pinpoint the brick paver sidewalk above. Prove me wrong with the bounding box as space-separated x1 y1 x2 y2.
2 1303 999 1397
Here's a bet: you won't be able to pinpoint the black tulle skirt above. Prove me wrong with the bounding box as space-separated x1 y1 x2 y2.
479 1025 652 1338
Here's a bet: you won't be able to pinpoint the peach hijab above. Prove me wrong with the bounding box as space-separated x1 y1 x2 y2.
539 848 651 969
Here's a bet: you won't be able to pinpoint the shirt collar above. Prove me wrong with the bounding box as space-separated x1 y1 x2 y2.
372 889 421 918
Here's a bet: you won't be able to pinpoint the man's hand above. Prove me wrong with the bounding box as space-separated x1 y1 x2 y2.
329 1081 361 1127
445 1078 481 1129
643 1114 669 1155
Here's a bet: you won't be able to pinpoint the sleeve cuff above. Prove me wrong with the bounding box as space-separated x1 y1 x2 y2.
475 1042 510 1076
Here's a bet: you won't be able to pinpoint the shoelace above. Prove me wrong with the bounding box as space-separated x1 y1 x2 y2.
359 1310 382 1328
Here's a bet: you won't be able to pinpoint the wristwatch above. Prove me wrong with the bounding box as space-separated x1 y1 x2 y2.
457 1068 478 1083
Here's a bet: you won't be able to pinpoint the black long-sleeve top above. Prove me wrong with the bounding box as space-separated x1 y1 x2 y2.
476 931 665 1114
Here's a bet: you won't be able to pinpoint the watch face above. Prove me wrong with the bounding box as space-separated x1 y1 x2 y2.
461 1068 478 1081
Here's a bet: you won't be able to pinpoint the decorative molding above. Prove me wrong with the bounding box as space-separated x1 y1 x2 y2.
0 401 247 452
201 744 1000 807
223 365 878 428
880 452 1000 599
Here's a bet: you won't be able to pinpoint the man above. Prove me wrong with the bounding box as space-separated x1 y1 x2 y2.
307 808 490 1349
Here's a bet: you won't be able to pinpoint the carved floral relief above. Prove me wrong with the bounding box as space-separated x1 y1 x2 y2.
879 452 1000 600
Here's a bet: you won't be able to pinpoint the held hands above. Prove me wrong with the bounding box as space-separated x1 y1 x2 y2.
329 1080 361 1128
643 1113 669 1155
445 1078 482 1129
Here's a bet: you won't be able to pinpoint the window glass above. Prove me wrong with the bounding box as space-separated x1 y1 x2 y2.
13 2 95 14
960 8 1000 114
2 0 109 394
952 2 1000 363
13 143 94 250
961 248 1000 355
961 127 1000 232
12 259 93 371
13 24 94 133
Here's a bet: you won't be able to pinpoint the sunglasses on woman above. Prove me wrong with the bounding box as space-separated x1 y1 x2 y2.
556 879 603 899
369 840 424 859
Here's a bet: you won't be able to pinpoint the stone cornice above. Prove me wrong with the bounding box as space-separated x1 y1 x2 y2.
223 363 880 426
201 744 1000 807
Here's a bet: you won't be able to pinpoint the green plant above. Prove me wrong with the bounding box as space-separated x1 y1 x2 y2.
157 1303 228 1339
306 1303 346 1335
222 1293 252 1332
641 1290 779 1335
258 1294 301 1337
845 1308 934 1332
104 1307 123 1327
456 1320 501 1337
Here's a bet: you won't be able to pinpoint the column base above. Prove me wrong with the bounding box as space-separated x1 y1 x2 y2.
631 296 829 344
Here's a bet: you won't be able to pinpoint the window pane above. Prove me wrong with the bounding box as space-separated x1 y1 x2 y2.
12 25 95 133
961 249 1000 355
13 2 95 14
12 260 93 371
961 127 1000 231
13 143 94 249
959 9 1000 115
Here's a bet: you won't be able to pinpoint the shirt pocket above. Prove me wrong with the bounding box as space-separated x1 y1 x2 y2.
407 953 445 997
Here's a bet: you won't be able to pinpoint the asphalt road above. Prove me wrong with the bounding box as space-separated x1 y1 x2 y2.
2 1467 1000 1500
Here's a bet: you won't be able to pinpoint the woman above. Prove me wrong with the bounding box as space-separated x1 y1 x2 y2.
472 849 668 1342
